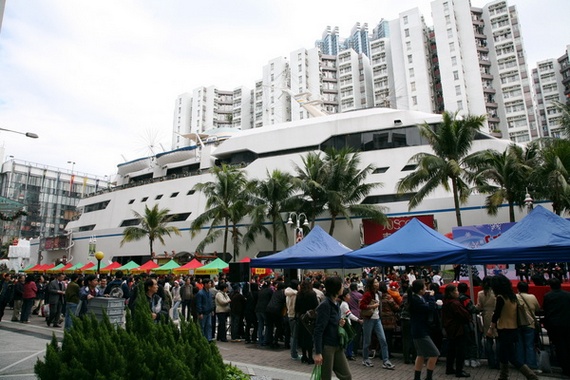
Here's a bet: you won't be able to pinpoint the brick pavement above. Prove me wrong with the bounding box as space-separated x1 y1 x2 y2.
4 311 568 380
217 340 567 380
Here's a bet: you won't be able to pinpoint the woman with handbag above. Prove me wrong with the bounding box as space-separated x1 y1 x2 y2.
359 277 395 369
488 274 538 380
476 276 498 369
516 281 541 372
296 280 319 364
312 276 352 380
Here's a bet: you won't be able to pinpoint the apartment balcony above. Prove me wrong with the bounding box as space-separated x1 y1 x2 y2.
486 101 498 108
483 87 497 94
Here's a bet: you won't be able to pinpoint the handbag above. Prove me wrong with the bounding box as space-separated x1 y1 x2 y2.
359 297 375 318
301 309 317 334
310 364 322 380
515 296 532 327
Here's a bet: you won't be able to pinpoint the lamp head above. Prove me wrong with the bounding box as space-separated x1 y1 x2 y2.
94 251 105 261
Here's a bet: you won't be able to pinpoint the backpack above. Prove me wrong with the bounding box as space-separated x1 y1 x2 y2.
109 281 124 298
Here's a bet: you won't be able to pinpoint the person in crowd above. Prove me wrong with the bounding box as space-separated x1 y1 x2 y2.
230 283 246 342
429 282 444 351
442 284 471 378
516 281 541 371
359 277 395 369
453 264 461 282
180 277 194 321
387 281 403 305
215 282 231 342
104 270 130 301
516 263 531 283
143 278 169 323
543 277 570 378
11 274 25 322
347 282 363 358
296 279 319 364
379 282 399 358
47 273 65 327
409 279 439 380
170 278 181 320
196 279 214 342
0 274 14 321
488 274 538 380
20 275 37 323
78 274 102 316
285 279 300 359
313 276 352 380
255 281 273 347
340 288 363 361
96 276 107 295
475 276 498 369
32 275 46 316
243 281 258 344
432 270 443 286
313 281 325 303
265 281 286 349
457 282 479 368
64 273 80 330
400 289 417 364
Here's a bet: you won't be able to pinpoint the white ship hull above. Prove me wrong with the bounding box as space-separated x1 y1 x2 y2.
61 108 523 265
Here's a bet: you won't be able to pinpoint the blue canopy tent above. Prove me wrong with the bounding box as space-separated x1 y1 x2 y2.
250 225 351 269
344 218 471 267
470 205 570 264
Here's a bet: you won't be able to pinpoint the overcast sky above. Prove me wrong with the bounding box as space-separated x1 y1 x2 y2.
0 0 568 178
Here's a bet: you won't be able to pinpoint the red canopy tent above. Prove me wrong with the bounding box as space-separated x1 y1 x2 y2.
173 259 203 274
78 262 96 272
99 261 122 274
133 260 159 273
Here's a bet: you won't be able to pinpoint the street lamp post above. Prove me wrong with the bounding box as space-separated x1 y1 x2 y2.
287 212 309 245
95 251 105 276
524 188 534 214
0 127 39 139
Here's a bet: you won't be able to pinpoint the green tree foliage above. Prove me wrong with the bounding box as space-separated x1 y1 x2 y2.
465 144 533 222
35 282 230 380
397 111 486 226
190 164 250 260
243 169 298 253
120 204 181 256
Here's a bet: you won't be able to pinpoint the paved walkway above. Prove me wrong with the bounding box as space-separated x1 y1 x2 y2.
1 313 568 379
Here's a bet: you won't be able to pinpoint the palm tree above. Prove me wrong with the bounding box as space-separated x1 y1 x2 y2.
530 138 570 215
292 152 328 229
190 163 249 260
322 147 387 236
120 204 181 256
243 170 298 253
465 144 533 222
397 111 486 226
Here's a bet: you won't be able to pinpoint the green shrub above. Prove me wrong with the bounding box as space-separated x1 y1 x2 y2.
34 284 246 380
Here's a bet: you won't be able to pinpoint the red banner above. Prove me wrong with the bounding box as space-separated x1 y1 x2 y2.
362 215 435 245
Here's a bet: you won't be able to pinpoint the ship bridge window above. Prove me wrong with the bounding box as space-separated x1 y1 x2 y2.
402 164 417 171
187 190 196 196
167 212 191 222
120 218 140 227
171 192 179 198
128 199 135 204
155 194 163 200
218 150 258 166
361 192 416 204
141 197 148 202
78 224 96 232
84 200 110 213
373 167 389 174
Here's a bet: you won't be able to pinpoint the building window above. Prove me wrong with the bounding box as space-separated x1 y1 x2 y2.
411 82 416 91
128 199 135 205
451 56 457 66
457 100 463 110
170 192 179 198
447 28 453 38
155 194 163 200
404 28 410 37
408 55 413 64
403 15 408 24
449 42 455 52
187 189 196 195
406 41 411 51
141 197 148 202
455 85 461 95
412 96 417 105
445 15 450 24
453 71 459 80
409 68 414 77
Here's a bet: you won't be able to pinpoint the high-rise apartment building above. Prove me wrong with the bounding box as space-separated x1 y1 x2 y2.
559 45 570 97
256 56 291 127
338 49 374 112
290 48 327 121
388 8 434 112
171 93 192 149
316 26 341 56
483 0 537 142
346 23 371 58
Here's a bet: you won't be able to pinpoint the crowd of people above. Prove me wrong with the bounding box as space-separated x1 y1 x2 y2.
1 265 570 379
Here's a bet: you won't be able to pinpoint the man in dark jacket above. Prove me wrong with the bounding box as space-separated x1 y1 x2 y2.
255 281 273 346
265 282 286 348
196 279 214 342
543 278 570 377
11 274 25 321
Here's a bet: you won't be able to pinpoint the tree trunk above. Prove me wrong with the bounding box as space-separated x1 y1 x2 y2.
223 218 229 257
451 177 463 227
272 219 278 253
149 238 154 257
329 214 336 236
508 201 515 222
